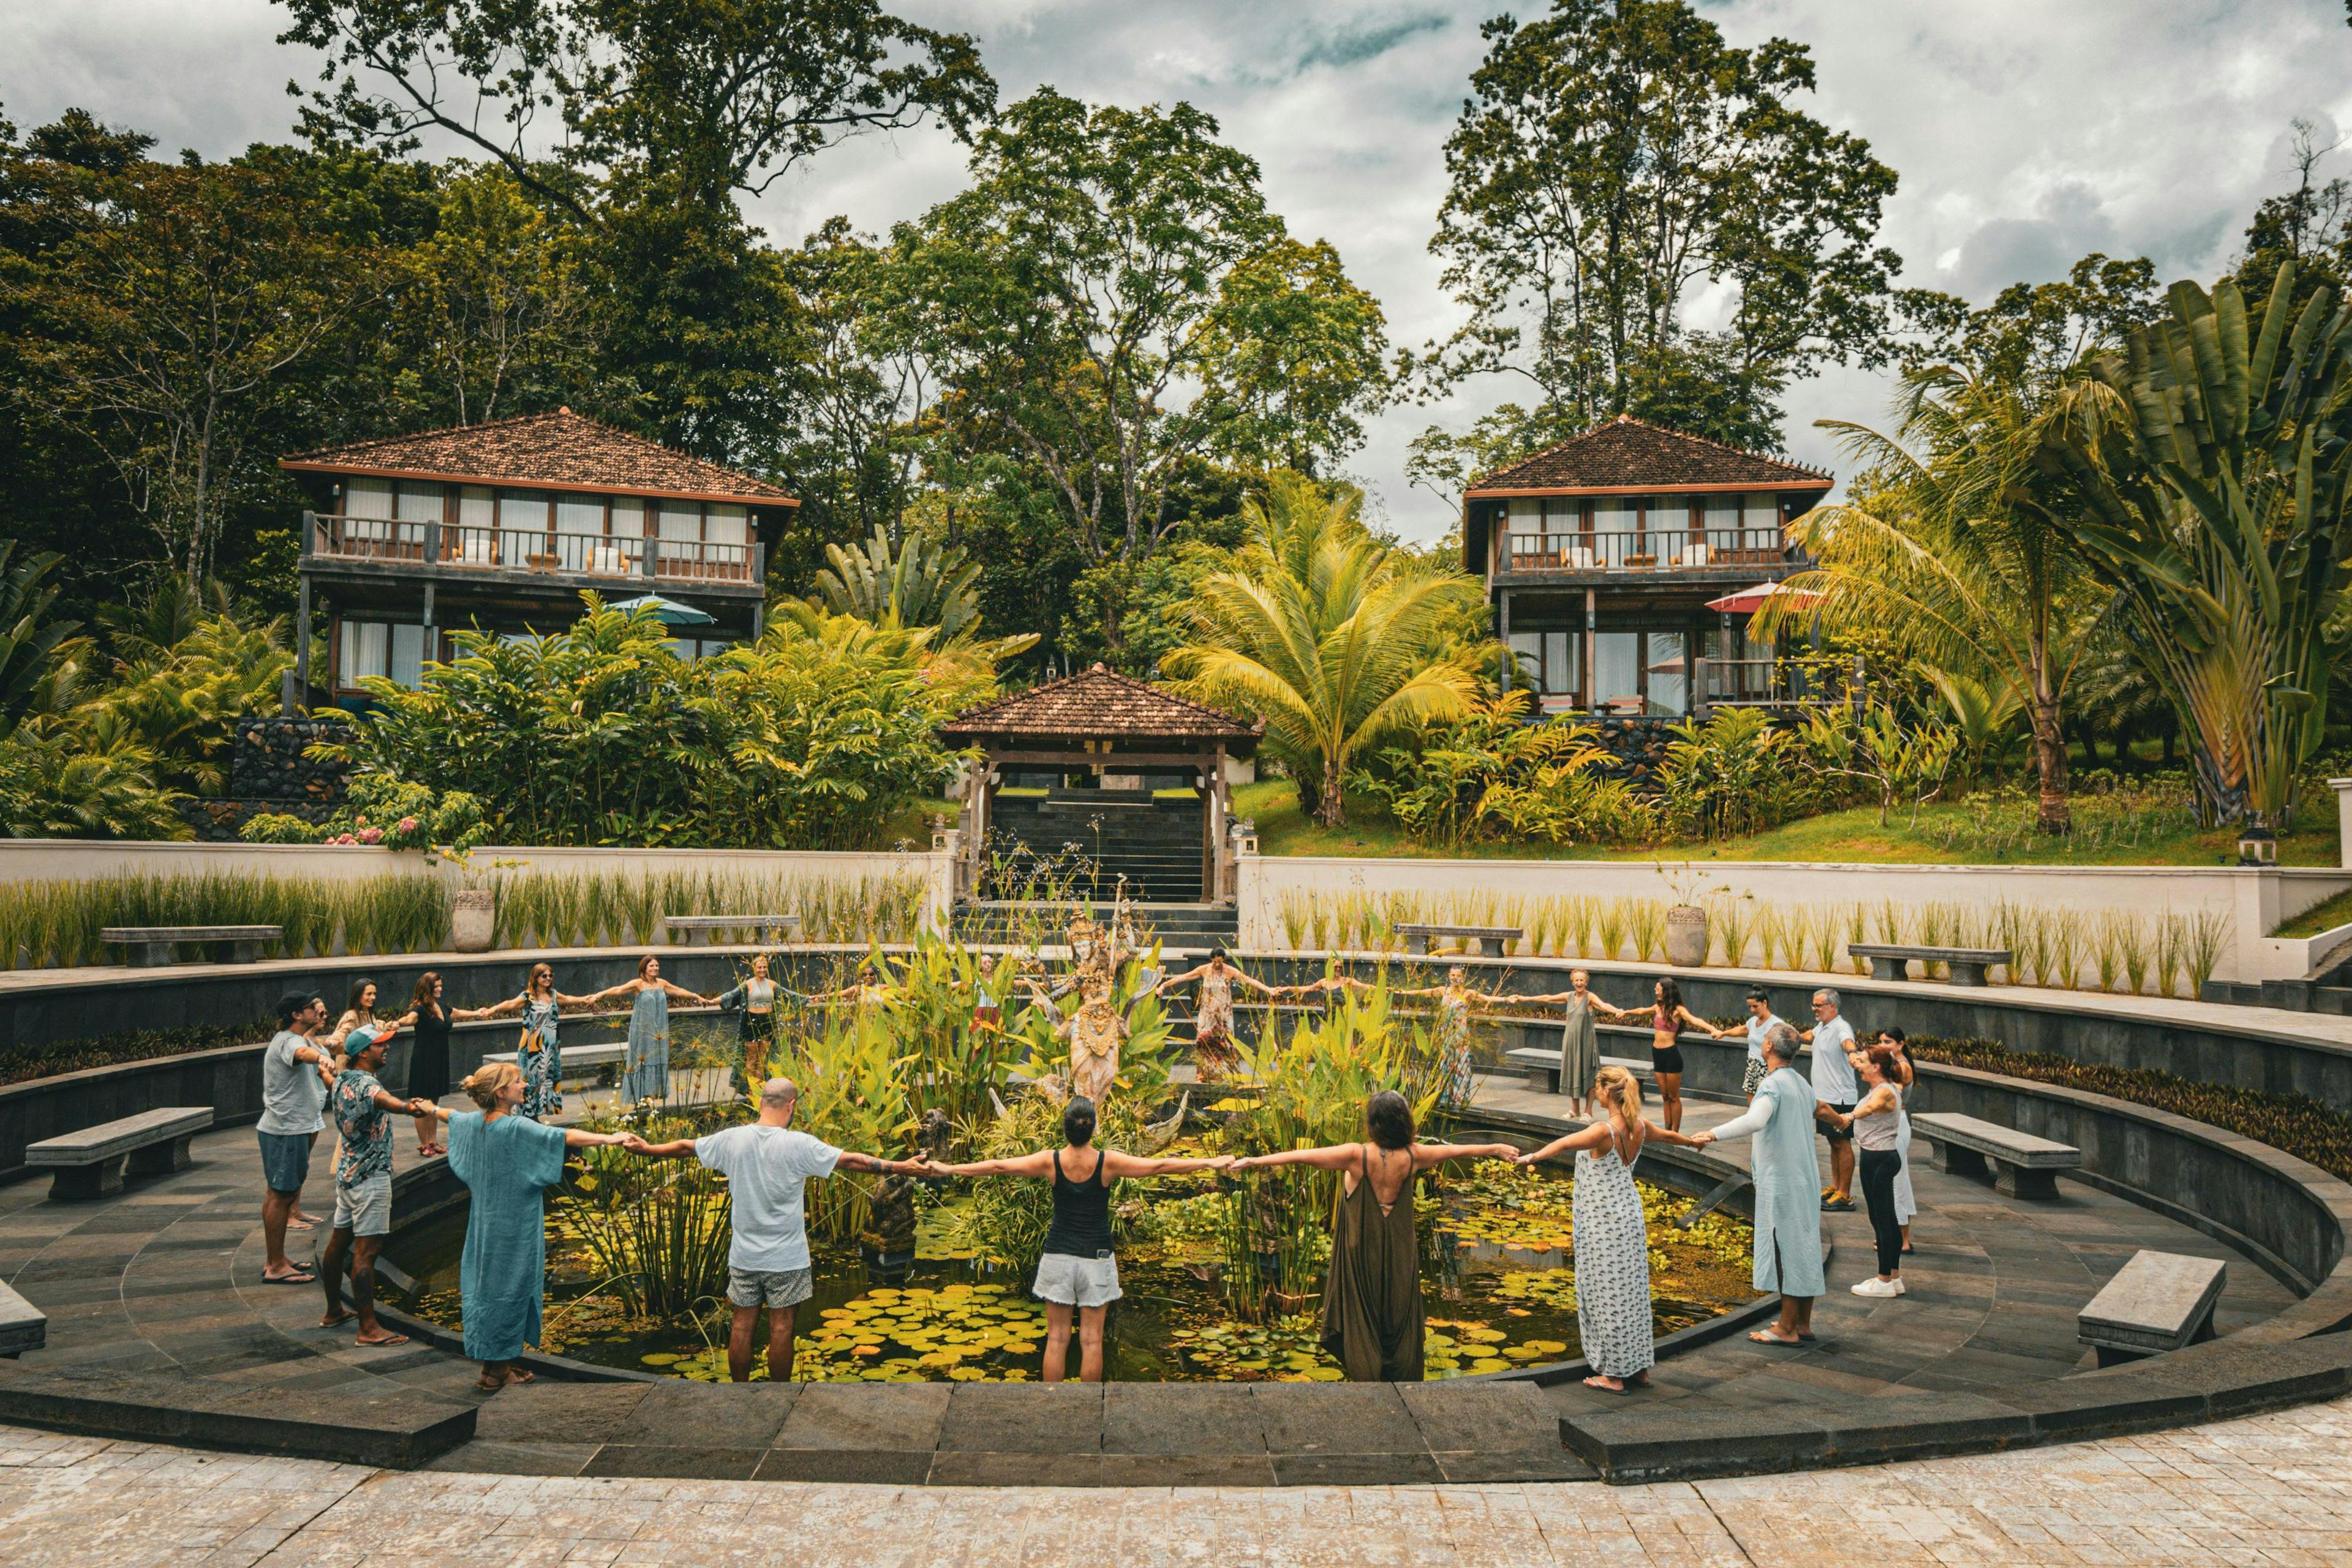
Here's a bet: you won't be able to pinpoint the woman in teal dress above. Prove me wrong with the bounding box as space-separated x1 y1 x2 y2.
601 955 712 1106
420 1061 627 1390
459 963 600 1121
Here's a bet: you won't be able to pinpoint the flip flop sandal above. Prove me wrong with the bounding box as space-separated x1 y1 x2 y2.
260 1271 315 1285
353 1334 409 1349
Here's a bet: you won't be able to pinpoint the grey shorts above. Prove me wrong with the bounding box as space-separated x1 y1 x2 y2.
727 1266 813 1309
331 1173 393 1237
1742 1058 1769 1097
258 1130 315 1194
1033 1251 1121 1308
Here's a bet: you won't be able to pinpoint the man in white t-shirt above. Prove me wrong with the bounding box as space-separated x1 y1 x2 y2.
257 992 336 1284
624 1077 923 1382
1800 987 1860 1212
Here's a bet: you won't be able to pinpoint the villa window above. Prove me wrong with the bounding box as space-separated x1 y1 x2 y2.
339 619 424 689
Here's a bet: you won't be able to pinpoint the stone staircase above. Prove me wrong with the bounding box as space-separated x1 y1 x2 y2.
982 788 1209 903
951 899 1239 953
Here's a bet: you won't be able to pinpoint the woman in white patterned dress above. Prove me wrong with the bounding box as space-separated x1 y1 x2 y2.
1517 1063 1710 1391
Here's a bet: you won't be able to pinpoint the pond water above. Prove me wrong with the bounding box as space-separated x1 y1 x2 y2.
388 1151 1759 1384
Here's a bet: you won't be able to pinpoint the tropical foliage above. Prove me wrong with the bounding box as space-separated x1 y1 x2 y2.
2046 260 2352 827
1351 691 1651 848
1165 477 1488 826
322 596 974 848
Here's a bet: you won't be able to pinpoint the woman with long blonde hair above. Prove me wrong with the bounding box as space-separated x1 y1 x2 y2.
417 1061 628 1390
1520 1065 1710 1391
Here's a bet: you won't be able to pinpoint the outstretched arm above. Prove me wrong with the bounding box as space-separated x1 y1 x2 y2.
926 1150 1057 1179
1157 963 1207 990
1517 1123 1613 1164
1410 1140 1518 1170
1101 1151 1236 1178
563 1128 627 1149
1642 1119 1711 1148
557 989 611 1009
465 994 526 1021
619 1134 698 1158
657 979 708 1004
1232 1142 1364 1174
1230 970 1278 997
835 1150 926 1176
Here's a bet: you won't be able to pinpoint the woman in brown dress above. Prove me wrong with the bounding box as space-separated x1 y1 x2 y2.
1233 1091 1517 1381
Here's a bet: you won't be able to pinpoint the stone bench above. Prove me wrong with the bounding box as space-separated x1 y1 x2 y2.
484 1041 627 1087
1846 943 2011 987
1395 922 1524 957
2078 1248 2226 1367
1506 1047 1655 1096
0 1278 45 1358
1911 1111 2081 1200
662 914 803 946
100 924 282 967
26 1106 214 1200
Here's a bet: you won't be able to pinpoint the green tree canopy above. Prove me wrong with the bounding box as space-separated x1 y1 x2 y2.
1423 0 1900 451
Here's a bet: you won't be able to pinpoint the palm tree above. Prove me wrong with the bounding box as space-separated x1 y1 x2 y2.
2043 261 2352 827
1760 366 2102 832
1163 475 1486 827
0 543 78 739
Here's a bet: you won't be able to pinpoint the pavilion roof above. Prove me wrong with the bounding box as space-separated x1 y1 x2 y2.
941 665 1261 747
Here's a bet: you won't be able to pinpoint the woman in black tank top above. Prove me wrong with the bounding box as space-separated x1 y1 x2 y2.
927 1096 1234 1382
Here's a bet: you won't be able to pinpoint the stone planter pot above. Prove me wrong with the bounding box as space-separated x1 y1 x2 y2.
1664 903 1709 968
450 890 496 954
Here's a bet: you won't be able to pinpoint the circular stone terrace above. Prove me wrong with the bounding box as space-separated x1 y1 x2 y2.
0 944 2348 1494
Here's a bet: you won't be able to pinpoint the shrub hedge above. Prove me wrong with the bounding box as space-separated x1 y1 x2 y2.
0 1020 270 1089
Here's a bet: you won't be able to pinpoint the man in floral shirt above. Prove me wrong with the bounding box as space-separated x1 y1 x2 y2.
318 1025 431 1348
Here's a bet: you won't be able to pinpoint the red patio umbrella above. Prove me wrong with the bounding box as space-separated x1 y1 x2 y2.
1703 581 1819 615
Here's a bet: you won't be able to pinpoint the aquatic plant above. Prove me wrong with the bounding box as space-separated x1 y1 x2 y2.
561 1115 734 1318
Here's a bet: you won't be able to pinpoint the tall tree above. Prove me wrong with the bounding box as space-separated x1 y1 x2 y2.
2045 261 2352 827
1896 253 2163 386
1422 0 1900 450
278 0 998 463
897 89 1384 650
2 148 390 584
1764 368 2105 833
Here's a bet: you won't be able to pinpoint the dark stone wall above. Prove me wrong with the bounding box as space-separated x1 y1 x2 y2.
228 716 352 804
1583 717 1678 789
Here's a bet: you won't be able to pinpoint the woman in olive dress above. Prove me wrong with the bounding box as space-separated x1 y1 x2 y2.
1521 967 1605 1117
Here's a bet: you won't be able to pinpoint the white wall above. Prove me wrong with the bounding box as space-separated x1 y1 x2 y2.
1235 852 2352 984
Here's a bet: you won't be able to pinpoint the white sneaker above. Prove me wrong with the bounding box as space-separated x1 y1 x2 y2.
1851 1276 1901 1298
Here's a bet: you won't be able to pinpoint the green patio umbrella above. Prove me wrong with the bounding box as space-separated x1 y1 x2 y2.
609 593 717 628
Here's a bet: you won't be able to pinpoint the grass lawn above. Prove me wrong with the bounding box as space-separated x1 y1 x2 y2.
1233 779 2343 868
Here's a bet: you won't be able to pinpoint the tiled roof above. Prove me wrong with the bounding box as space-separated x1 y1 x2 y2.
1467 415 1831 495
281 409 794 503
941 666 1262 742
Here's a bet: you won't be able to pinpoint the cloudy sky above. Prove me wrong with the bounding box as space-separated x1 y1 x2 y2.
7 0 2352 540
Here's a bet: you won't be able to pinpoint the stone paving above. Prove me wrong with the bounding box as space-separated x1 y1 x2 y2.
0 1063 2302 1476
3 1394 2350 1566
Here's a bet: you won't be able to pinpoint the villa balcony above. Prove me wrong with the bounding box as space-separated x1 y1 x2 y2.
300 510 763 598
1496 524 1797 582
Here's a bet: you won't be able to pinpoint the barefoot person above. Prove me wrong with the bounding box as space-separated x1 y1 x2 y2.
621 1077 924 1382
257 992 336 1285
925 1096 1234 1382
1233 1091 1518 1381
1689 1022 1826 1347
1518 968 1605 1117
1634 977 1711 1133
602 955 715 1105
1820 1049 1909 1298
1156 949 1275 1081
318 1025 432 1348
426 1062 628 1390
1517 1064 1713 1391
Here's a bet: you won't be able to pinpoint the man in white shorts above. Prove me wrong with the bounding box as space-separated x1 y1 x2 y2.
624 1077 924 1381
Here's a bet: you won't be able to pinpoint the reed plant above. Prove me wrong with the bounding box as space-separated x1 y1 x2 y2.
1278 891 1313 951
1755 905 1788 970
1711 896 1756 968
2156 914 2185 999
1842 903 1871 974
2116 914 2153 995
1627 899 1666 963
1806 904 1844 976
560 1118 734 1318
2043 910 2086 991
1595 898 1630 962
2185 910 2233 998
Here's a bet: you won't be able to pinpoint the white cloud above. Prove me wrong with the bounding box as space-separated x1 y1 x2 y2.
5 0 2351 540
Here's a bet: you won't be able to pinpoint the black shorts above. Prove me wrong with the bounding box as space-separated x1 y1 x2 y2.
1651 1045 1685 1076
1821 1100 1856 1144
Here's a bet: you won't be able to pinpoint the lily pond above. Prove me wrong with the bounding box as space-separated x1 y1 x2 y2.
390 1139 1760 1384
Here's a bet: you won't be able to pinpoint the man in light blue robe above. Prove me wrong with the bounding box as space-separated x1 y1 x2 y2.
1695 1022 1825 1345
433 1066 628 1390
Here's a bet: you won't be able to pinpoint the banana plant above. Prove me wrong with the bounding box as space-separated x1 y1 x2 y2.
2043 260 2352 826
